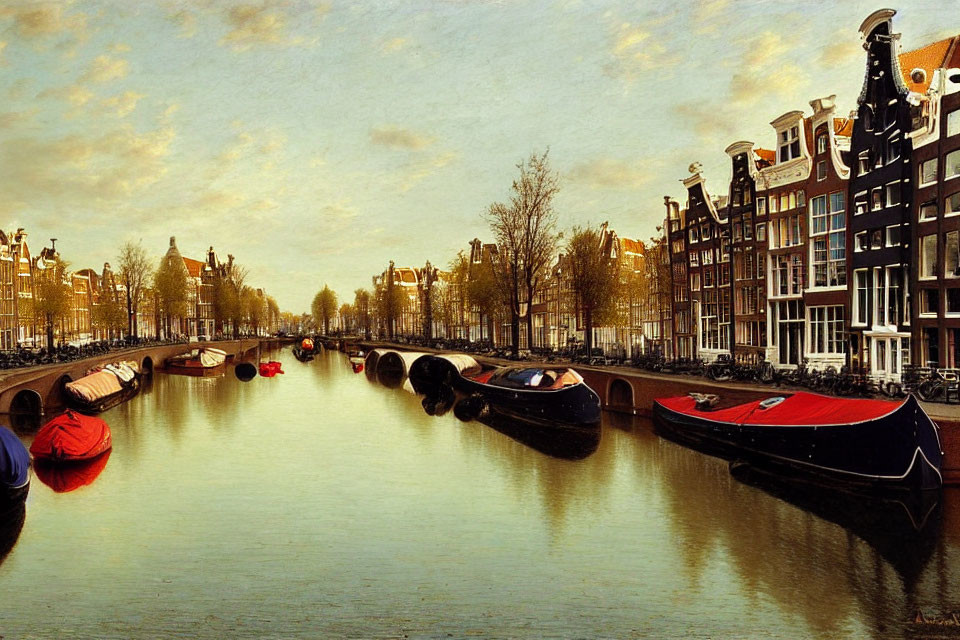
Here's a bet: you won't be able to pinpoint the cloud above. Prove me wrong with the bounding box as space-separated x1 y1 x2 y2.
819 30 860 66
674 102 738 144
605 17 682 81
0 41 6 60
729 31 808 106
0 109 37 128
81 55 129 83
369 125 434 151
569 157 652 190
38 84 94 107
101 91 146 117
382 37 411 53
221 4 295 51
5 3 87 38
194 189 246 211
169 9 197 38
108 42 131 53
397 151 459 192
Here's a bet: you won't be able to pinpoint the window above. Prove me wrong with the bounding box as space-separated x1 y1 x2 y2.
872 188 883 210
757 197 766 215
921 234 938 279
744 222 753 240
921 158 939 185
921 289 939 316
809 306 845 354
690 251 698 266
691 272 701 291
948 192 960 216
855 195 868 216
947 150 960 181
817 161 827 181
733 222 742 242
886 181 901 207
886 136 901 163
689 227 699 243
797 190 805 208
858 151 870 176
769 195 778 214
701 225 712 240
703 269 713 287
779 125 801 162
871 229 883 249
887 267 902 326
855 270 868 324
948 109 960 138
780 193 789 211
886 225 901 247
855 231 868 251
947 230 960 277
921 202 938 221
720 239 730 263
702 249 713 265
949 289 960 315
816 133 828 154
811 195 828 234
756 223 766 242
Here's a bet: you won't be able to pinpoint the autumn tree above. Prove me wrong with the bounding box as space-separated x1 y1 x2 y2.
265 295 280 334
419 261 439 340
92 296 127 340
117 241 153 338
485 150 559 353
446 252 469 339
242 287 265 336
566 225 620 357
466 252 501 344
32 258 74 349
154 252 189 339
213 259 247 338
339 303 354 333
312 285 337 335
373 263 404 340
354 288 372 339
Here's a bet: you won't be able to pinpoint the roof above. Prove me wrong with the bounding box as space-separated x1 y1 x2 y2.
833 118 853 137
899 35 960 93
620 237 643 255
181 257 205 278
755 148 776 165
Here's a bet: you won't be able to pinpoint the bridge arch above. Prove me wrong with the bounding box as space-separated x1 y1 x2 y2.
141 356 154 377
10 389 42 417
608 378 634 409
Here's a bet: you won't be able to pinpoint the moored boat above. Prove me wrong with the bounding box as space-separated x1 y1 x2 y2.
409 354 601 430
0 426 30 500
162 347 227 376
29 410 112 462
652 392 943 490
64 361 141 414
258 361 284 377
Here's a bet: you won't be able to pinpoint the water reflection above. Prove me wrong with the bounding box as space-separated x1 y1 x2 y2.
0 492 26 567
34 450 112 493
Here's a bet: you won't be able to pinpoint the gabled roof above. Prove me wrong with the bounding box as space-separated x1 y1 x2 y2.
755 148 776 166
899 35 960 93
182 257 205 278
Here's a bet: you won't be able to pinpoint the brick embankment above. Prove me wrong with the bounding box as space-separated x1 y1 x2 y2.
356 341 960 485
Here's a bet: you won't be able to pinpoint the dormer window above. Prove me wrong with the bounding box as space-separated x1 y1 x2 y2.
863 106 874 131
779 126 801 162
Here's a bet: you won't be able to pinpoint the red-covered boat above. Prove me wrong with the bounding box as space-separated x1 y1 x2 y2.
34 450 111 493
652 392 943 490
29 410 112 462
259 361 284 377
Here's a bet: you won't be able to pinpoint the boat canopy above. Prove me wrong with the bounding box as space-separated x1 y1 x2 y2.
30 410 112 461
657 392 904 427
200 348 227 367
0 426 29 489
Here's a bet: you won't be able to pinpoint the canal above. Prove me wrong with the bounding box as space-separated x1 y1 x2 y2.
1 346 959 639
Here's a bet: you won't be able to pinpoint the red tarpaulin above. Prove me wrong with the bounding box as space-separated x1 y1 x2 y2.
29 410 112 462
656 392 902 427
259 361 284 377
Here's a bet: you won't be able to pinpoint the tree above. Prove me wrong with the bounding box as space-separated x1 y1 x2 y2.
117 241 153 337
32 258 73 349
92 296 127 340
339 303 354 333
242 286 265 336
485 150 559 353
354 288 372 339
265 295 280 334
419 261 439 340
373 262 404 339
566 225 620 358
466 254 501 344
213 259 248 338
154 253 189 339
312 285 337 335
447 252 469 339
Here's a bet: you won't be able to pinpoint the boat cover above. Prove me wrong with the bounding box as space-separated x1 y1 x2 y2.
104 361 138 383
65 370 123 402
200 348 227 367
656 392 903 427
437 354 483 376
0 426 29 489
29 410 112 461
259 361 284 377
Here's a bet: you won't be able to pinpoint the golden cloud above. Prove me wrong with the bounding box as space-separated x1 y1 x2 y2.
81 55 129 83
606 16 682 81
169 9 197 38
222 4 290 51
101 91 145 118
569 157 652 190
38 84 94 107
6 3 87 38
382 37 411 53
0 109 37 128
370 126 434 151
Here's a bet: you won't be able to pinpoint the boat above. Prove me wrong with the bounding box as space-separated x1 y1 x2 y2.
34 450 111 493
292 347 314 362
409 354 602 430
258 361 284 377
29 410 112 462
161 347 227 376
63 360 141 414
652 392 943 490
0 426 30 500
373 350 430 389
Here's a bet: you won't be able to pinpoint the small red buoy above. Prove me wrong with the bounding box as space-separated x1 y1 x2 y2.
352 363 364 374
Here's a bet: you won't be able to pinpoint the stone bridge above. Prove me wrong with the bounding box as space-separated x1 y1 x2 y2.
0 338 289 416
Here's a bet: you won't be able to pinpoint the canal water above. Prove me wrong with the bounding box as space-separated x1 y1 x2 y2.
1 347 959 639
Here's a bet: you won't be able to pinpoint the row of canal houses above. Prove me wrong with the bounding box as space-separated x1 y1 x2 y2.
664 9 960 384
0 230 242 349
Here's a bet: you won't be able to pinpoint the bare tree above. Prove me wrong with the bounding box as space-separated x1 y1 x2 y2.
118 241 153 338
485 150 559 353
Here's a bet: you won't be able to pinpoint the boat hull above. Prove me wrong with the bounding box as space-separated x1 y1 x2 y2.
160 361 226 377
652 395 942 490
65 375 141 415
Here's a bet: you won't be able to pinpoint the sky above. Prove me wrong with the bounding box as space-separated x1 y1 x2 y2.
1 0 959 312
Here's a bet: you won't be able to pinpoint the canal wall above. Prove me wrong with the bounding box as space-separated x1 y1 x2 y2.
356 341 960 485
0 338 288 416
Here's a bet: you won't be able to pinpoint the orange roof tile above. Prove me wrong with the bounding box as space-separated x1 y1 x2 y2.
833 118 853 137
899 35 960 93
182 257 204 278
755 148 776 165
620 237 643 255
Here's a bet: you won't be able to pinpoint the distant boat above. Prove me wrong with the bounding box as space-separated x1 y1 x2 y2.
258 361 284 377
409 354 602 430
653 392 943 491
64 360 141 414
161 347 228 376
0 426 30 500
29 410 112 463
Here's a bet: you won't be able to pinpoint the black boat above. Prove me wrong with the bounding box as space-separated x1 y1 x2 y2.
63 361 142 415
292 346 314 362
409 354 601 430
652 392 943 490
